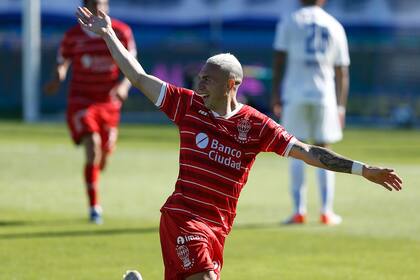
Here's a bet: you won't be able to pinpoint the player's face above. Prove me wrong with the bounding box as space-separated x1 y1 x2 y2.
197 63 230 110
86 0 109 15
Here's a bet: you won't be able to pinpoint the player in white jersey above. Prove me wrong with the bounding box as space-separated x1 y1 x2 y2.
271 0 350 225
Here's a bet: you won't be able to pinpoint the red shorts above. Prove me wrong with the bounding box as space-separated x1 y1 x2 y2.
66 101 121 153
159 210 225 280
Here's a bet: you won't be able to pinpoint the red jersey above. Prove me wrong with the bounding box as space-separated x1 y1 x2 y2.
58 19 136 104
158 84 296 235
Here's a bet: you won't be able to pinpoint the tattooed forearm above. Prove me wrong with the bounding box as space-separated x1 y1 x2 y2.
309 146 353 173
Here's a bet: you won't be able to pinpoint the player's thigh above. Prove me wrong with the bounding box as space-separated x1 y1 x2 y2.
98 103 121 153
312 104 342 144
159 212 222 280
81 132 102 152
66 105 100 145
282 103 310 141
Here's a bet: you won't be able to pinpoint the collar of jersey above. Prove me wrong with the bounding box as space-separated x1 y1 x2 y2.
211 103 244 119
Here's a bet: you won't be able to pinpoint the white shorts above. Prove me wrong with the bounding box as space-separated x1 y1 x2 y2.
282 103 342 144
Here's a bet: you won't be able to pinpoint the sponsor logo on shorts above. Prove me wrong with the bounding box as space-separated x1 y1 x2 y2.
176 245 194 270
177 236 186 245
175 235 205 270
177 235 204 244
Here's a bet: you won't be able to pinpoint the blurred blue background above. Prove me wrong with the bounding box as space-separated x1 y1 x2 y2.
1 0 420 127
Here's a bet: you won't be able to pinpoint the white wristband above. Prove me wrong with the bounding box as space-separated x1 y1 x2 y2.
351 161 364 176
338 105 346 114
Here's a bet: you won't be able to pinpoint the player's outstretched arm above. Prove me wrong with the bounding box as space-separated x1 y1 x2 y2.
76 7 162 104
289 140 403 192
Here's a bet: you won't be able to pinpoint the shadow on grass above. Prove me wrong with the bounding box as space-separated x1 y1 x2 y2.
234 221 326 230
0 217 158 239
0 220 29 227
0 218 86 227
0 226 158 240
0 219 324 240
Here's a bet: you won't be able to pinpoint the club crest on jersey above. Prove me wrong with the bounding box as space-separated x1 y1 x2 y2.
235 118 252 143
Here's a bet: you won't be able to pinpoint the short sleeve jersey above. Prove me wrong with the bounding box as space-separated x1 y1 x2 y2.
58 19 136 104
273 6 350 105
157 83 296 235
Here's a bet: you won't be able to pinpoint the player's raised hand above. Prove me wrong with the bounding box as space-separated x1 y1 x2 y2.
76 7 111 36
363 166 403 191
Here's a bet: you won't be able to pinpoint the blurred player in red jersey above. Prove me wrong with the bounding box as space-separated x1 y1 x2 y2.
44 0 137 224
76 7 403 280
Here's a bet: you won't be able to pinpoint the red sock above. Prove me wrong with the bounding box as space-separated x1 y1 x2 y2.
84 164 100 207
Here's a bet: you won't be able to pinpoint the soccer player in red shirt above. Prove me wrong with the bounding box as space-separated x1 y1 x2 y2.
44 0 137 224
77 7 403 280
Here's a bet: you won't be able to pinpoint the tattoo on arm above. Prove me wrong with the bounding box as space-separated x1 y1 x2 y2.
309 146 353 173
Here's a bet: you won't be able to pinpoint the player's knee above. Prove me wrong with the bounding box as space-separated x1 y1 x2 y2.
82 133 101 147
185 270 217 280
91 132 102 147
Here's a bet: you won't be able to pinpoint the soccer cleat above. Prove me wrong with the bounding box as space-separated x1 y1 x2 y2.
282 213 306 225
123 270 143 280
89 205 103 225
320 213 342 225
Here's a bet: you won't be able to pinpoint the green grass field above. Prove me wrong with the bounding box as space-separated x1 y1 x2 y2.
0 122 419 280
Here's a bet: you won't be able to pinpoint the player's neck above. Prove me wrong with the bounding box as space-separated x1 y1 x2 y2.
211 97 240 117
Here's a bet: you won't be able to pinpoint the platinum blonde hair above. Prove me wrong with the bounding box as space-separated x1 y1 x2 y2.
206 53 243 85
